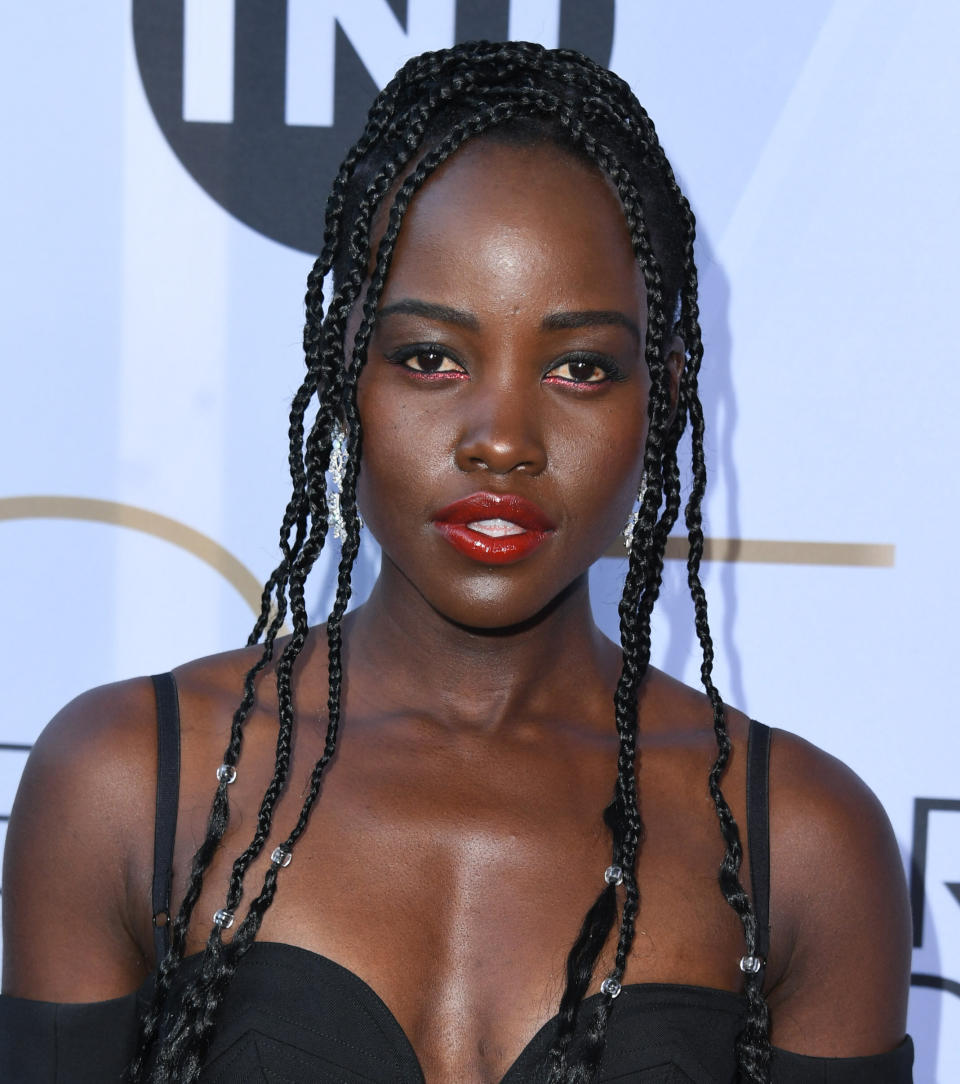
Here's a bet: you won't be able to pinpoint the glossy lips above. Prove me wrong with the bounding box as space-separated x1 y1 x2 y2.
432 492 555 565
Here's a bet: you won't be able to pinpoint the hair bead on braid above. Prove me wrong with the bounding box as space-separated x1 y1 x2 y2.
130 41 771 1084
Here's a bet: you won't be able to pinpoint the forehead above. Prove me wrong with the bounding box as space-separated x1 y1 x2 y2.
377 140 647 324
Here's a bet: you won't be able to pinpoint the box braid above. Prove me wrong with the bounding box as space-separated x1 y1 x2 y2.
130 41 770 1084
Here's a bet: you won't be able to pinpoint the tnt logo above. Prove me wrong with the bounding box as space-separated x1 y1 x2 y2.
908 799 959 1079
911 798 960 998
133 0 615 253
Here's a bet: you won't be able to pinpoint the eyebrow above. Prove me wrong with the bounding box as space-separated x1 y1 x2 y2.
542 310 641 342
377 299 479 329
376 300 641 343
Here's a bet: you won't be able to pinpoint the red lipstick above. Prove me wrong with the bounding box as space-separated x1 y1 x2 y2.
432 492 555 565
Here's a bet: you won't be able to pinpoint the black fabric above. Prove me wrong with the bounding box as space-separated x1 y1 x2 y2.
769 1041 915 1084
746 719 772 967
168 946 911 1083
0 945 915 1082
0 989 143 1083
150 672 180 965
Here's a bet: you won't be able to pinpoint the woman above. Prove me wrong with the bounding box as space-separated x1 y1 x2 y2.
1 41 912 1083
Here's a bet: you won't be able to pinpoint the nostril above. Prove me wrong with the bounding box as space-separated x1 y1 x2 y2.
452 391 547 475
456 436 546 476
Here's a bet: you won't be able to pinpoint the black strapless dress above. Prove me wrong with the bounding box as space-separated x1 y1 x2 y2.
0 940 914 1082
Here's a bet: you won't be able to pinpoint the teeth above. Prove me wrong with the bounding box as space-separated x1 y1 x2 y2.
467 518 526 538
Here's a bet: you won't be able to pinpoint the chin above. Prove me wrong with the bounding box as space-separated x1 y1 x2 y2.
425 574 586 634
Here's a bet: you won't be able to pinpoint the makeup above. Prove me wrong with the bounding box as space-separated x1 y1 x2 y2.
432 492 555 565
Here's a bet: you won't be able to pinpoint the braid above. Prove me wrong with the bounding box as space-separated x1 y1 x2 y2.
545 139 672 1081
132 41 770 1083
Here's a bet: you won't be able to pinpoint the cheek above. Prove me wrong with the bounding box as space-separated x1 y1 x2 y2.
354 387 449 529
539 404 649 559
558 398 648 490
571 445 644 538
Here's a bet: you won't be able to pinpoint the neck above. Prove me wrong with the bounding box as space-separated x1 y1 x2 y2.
343 558 621 734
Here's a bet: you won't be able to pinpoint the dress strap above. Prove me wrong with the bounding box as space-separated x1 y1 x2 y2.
150 672 181 965
745 720 772 968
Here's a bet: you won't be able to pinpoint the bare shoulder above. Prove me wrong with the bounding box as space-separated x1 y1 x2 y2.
1 640 275 1003
767 729 908 922
640 672 910 1055
2 675 160 1000
765 727 911 1056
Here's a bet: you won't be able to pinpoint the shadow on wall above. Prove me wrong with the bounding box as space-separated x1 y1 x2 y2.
653 219 746 711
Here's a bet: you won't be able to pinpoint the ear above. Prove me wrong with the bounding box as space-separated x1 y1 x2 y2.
665 334 686 422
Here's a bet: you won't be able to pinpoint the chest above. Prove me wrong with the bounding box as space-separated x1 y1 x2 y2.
165 721 748 1081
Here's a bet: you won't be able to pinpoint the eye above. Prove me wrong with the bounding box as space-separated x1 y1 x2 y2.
388 344 466 377
545 353 625 385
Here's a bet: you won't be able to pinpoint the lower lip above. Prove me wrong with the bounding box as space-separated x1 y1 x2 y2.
434 523 550 565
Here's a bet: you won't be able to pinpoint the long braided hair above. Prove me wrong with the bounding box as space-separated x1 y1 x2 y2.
130 40 770 1084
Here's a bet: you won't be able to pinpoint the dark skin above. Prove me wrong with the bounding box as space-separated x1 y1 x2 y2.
3 143 911 1083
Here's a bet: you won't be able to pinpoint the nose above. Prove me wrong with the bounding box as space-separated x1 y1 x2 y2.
454 384 547 476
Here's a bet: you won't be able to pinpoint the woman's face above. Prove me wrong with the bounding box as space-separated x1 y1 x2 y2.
355 139 652 630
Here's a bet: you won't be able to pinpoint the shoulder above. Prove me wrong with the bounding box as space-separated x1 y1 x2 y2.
2 676 162 999
7 640 263 844
10 676 162 856
1 639 279 1002
767 728 907 921
11 636 285 836
764 727 911 1056
24 675 160 785
639 675 911 1056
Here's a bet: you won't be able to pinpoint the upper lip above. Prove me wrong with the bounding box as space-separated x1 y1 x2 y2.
432 492 556 532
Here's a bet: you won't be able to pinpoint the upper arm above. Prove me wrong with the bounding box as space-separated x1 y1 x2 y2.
765 729 911 1056
2 678 157 1001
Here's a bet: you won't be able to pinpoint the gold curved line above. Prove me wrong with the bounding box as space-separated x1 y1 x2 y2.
606 535 895 567
2 496 893 597
0 496 266 615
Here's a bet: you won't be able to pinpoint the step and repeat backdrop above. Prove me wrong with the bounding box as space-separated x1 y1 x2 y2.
1 2 957 1077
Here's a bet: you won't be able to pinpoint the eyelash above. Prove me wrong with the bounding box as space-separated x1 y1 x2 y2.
386 345 626 387
386 344 467 380
543 352 626 387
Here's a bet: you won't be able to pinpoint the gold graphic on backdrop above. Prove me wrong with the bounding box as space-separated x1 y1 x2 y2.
0 496 265 616
0 497 895 593
606 535 895 566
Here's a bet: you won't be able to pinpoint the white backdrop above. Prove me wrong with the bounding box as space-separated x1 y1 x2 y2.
1 3 958 1080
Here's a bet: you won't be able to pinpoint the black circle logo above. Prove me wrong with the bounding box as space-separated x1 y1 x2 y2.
133 1 615 254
